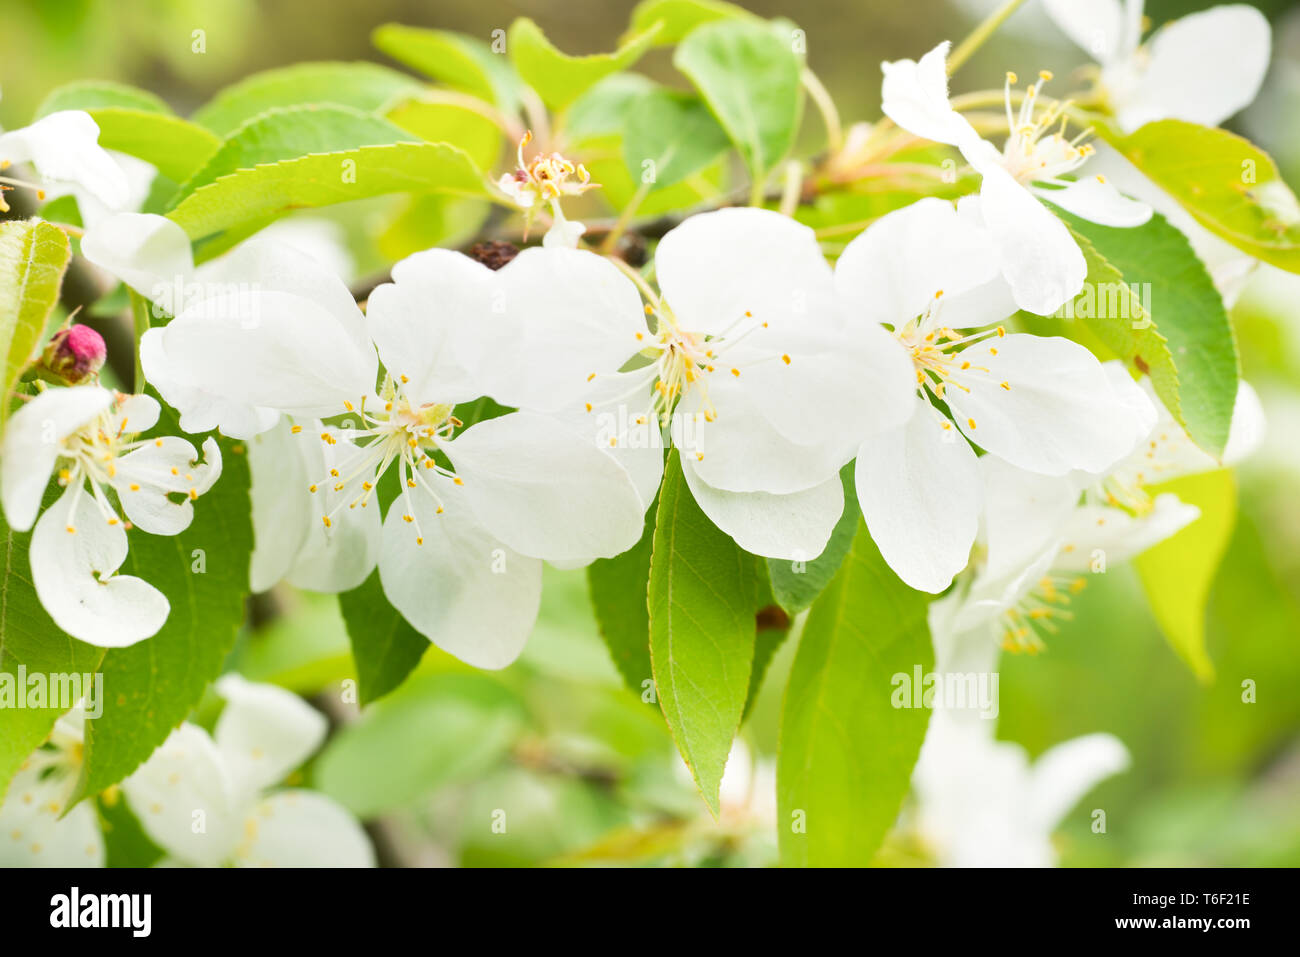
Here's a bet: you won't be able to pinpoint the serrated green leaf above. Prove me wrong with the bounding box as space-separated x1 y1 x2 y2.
315 672 526 817
0 220 70 433
588 495 658 695
75 419 253 799
648 451 757 815
508 17 661 112
166 141 489 243
0 489 103 803
777 520 932 866
1108 119 1300 274
35 80 171 119
1058 208 1238 457
626 0 753 45
673 19 802 183
385 98 501 171
624 89 730 192
766 464 859 615
372 24 523 112
171 105 413 205
192 62 422 137
1135 469 1236 682
340 569 428 706
82 109 221 184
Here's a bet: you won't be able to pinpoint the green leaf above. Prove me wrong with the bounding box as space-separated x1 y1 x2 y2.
1135 469 1237 682
648 450 758 815
83 109 221 185
1059 209 1238 457
372 24 523 112
75 422 253 799
339 569 429 706
166 141 489 243
35 80 171 118
777 520 932 866
315 672 526 817
588 495 658 695
191 62 423 137
0 220 71 433
673 19 802 184
745 604 792 722
766 464 859 615
623 89 731 192
385 98 501 172
377 193 491 262
626 0 753 45
565 75 655 140
1109 119 1300 274
507 17 662 111
0 492 103 803
172 105 413 204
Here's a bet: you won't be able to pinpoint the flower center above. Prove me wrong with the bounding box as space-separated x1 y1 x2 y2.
1000 71 1094 187
894 292 1009 432
1000 574 1086 653
307 376 462 546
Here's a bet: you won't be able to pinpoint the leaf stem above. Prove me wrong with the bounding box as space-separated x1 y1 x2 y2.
946 0 1030 75
801 67 843 153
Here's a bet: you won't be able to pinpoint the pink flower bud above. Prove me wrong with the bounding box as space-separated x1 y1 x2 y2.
40 325 106 385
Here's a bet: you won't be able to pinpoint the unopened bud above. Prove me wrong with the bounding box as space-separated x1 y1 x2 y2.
39 325 106 384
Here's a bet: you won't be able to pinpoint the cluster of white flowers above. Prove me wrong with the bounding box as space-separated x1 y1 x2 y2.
0 3 1266 669
0 676 372 867
0 0 1276 869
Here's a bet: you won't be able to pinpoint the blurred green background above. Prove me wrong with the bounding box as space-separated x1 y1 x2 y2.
6 0 1299 866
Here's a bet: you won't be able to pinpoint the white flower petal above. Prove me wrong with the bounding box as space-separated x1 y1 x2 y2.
214 674 327 800
0 760 103 867
834 197 1003 330
880 42 982 149
235 790 374 867
1223 379 1266 466
123 723 240 867
555 373 665 512
1025 733 1129 834
855 409 982 593
198 239 372 364
284 429 381 593
486 246 649 412
80 212 195 303
1036 177 1152 227
681 456 844 561
979 455 1081 583
0 111 129 209
113 435 221 536
946 333 1149 475
737 320 918 453
247 419 312 593
157 288 376 417
377 487 542 670
682 373 848 494
139 330 279 439
975 167 1086 315
1052 493 1201 568
30 484 170 647
446 411 645 562
1113 5 1272 132
1042 0 1129 64
1 385 112 531
655 207 837 338
365 249 499 406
